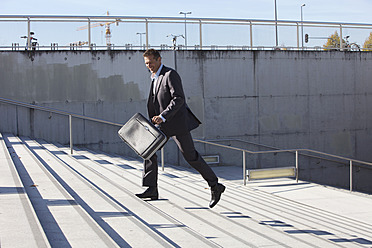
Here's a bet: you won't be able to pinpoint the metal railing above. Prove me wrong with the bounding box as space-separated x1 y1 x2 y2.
193 139 372 190
1 15 372 51
0 97 122 155
1 96 372 191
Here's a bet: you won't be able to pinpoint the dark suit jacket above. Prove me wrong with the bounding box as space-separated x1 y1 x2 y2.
147 65 201 137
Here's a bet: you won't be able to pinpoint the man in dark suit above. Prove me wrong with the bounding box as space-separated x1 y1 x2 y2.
136 49 225 208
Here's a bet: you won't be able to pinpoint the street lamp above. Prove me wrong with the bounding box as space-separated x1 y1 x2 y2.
136 32 146 48
274 0 278 47
179 11 192 48
301 4 306 48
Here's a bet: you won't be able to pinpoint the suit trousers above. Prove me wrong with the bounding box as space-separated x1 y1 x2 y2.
142 132 218 188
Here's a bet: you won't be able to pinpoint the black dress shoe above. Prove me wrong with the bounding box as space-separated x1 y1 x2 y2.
209 183 225 208
135 187 159 200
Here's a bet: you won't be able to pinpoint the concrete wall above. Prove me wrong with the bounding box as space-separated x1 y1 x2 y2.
1 50 372 192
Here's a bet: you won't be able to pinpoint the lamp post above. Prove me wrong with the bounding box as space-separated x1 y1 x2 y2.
301 4 306 48
179 11 192 48
136 32 146 48
274 0 278 47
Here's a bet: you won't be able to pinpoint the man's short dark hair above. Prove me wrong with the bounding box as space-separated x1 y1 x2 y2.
143 49 161 60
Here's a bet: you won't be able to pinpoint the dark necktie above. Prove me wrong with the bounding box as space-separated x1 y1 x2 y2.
152 78 158 95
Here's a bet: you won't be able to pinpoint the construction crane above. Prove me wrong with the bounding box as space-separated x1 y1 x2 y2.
76 11 119 47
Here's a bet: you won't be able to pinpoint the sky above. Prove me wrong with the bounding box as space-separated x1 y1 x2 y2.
1 0 372 48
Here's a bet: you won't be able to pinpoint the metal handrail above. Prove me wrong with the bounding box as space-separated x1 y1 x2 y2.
0 97 123 127
1 96 371 191
6 45 370 51
192 138 372 191
2 14 372 26
194 138 372 167
0 97 122 154
2 14 372 50
200 138 372 170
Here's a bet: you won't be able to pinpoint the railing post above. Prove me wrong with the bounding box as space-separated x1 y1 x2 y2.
161 147 165 171
69 114 73 154
88 18 92 50
145 19 149 49
296 22 300 49
350 160 353 192
27 17 31 50
274 0 279 47
249 21 253 48
199 20 203 49
243 151 246 185
296 150 299 183
340 24 343 50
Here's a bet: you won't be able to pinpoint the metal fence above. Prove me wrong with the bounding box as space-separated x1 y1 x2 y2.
1 96 372 191
1 15 372 51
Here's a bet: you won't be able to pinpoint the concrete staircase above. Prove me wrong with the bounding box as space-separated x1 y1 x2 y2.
1 132 372 248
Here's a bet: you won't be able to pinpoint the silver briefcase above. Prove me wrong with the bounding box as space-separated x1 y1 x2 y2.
118 113 167 160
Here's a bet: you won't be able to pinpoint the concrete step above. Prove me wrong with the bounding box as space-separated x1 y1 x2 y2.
34 139 220 247
0 133 50 248
51 143 372 248
75 146 372 248
2 133 372 248
2 134 119 248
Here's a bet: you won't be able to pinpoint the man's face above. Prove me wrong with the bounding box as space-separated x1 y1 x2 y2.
144 55 161 74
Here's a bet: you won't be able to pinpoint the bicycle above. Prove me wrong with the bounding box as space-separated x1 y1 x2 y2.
344 36 360 51
325 35 360 51
20 31 38 50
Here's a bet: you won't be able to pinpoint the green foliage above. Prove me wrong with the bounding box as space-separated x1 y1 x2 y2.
363 32 372 50
323 31 345 50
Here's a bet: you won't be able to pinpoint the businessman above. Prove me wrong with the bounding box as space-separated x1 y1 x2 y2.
136 49 225 208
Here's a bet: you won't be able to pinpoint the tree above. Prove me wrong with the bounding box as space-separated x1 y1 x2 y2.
363 32 372 51
323 31 345 50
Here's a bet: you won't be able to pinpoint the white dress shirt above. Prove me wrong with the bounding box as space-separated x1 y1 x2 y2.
150 64 166 122
151 63 163 94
